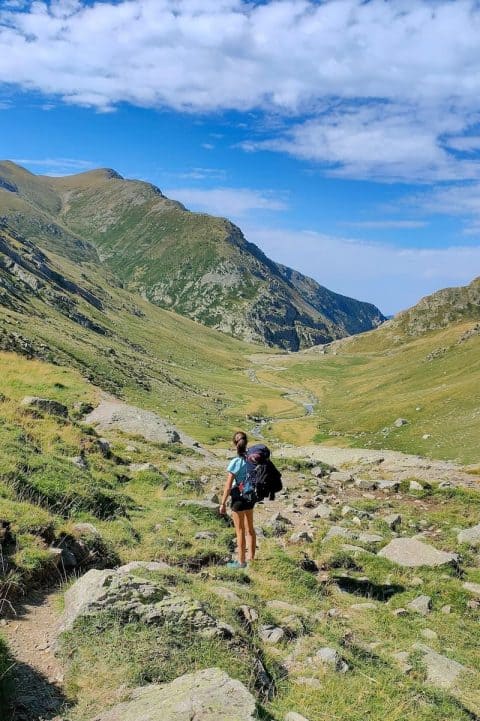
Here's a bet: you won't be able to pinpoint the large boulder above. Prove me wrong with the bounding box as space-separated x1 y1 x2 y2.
59 568 232 639
88 668 257 721
378 538 458 568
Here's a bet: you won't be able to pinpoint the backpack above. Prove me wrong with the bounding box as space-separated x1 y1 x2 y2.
235 444 282 504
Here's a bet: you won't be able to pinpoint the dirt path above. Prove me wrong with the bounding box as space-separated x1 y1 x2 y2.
2 589 66 721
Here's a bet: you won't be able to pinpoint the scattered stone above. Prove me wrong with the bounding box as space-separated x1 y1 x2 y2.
290 531 313 544
259 625 285 644
324 526 355 542
341 544 374 555
409 480 423 491
394 418 409 427
212 587 241 603
329 471 353 484
411 576 424 587
21 396 68 417
407 595 432 615
378 538 458 568
195 531 217 541
457 524 480 547
463 582 480 595
421 629 438 641
237 605 259 627
270 512 293 526
357 533 384 543
422 434 432 440
412 643 466 690
97 438 111 457
308 504 333 520
311 466 327 478
354 479 378 490
286 713 311 721
383 513 402 531
70 455 88 470
441 605 451 614
378 480 400 492
267 600 309 617
86 668 257 721
117 561 170 574
393 608 408 617
179 499 219 511
392 651 413 674
292 677 322 689
315 647 349 673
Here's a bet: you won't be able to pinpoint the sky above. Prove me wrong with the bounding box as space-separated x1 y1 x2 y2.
1 1 480 314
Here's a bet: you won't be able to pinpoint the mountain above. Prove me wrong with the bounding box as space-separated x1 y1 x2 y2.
392 276 480 335
0 161 385 350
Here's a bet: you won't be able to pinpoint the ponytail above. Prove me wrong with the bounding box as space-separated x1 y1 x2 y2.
233 431 248 457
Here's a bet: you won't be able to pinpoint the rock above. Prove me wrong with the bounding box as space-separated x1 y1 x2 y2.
212 587 241 603
84 399 184 446
383 513 402 531
441 605 451 614
463 582 480 595
412 644 466 689
394 418 409 427
21 396 68 417
324 526 355 542
377 480 400 492
237 605 259 626
195 531 217 541
354 479 378 490
59 568 231 639
87 668 257 721
270 512 293 526
315 647 348 673
357 533 384 543
393 608 408 617
286 713 311 721
341 544 374 555
259 625 285 644
378 538 458 568
329 471 353 484
179 499 219 511
409 480 423 491
457 524 480 547
70 455 88 469
407 595 432 615
422 434 432 440
311 466 327 478
117 561 171 574
290 531 313 544
98 438 111 457
392 651 413 674
421 629 438 640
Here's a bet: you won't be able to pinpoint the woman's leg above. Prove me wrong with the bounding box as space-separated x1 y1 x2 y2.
244 509 257 561
232 511 246 564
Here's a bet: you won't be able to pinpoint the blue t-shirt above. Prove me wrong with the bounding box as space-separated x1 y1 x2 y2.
227 456 247 486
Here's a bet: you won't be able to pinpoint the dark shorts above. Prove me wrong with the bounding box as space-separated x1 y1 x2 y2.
231 498 255 513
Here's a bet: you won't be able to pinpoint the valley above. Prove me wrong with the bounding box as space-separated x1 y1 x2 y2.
0 162 478 721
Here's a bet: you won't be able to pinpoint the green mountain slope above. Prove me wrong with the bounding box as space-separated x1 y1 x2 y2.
0 161 385 350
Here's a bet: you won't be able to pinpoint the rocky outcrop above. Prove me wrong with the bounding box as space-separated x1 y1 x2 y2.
58 568 233 639
87 668 257 721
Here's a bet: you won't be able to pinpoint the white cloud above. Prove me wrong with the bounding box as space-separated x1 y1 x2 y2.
3 1 480 181
343 220 428 230
163 186 288 218
243 225 480 314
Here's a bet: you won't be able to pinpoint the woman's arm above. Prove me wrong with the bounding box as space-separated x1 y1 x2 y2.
219 472 235 514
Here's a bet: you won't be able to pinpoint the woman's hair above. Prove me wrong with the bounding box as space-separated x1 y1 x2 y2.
233 431 248 456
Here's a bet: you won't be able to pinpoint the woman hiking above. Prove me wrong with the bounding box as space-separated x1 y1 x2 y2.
219 431 257 569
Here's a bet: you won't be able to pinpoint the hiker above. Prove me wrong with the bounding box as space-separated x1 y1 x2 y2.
219 431 256 569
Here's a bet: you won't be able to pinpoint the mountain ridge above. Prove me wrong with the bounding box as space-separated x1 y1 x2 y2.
0 161 385 350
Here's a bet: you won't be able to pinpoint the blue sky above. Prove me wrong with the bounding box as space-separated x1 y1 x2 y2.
1 1 480 314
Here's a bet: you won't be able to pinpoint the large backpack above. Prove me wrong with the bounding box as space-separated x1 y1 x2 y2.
235 444 282 503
